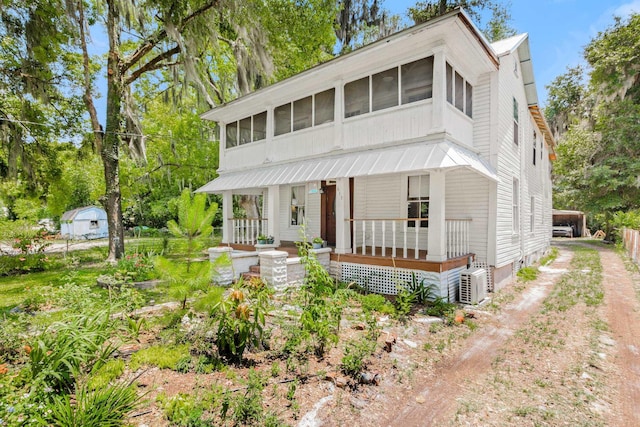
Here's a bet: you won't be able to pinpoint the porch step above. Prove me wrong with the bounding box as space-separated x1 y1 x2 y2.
241 271 261 281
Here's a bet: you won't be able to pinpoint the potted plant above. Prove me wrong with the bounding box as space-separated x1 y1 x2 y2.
266 235 275 244
312 237 323 249
257 234 268 245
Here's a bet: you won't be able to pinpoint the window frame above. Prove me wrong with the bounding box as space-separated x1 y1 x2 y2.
513 178 520 234
407 175 430 228
290 185 306 227
513 97 519 146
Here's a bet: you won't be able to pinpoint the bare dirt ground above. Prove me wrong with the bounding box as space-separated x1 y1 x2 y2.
375 240 640 427
126 241 640 427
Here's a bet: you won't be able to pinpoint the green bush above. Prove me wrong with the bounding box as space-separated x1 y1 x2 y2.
517 266 538 282
360 294 395 314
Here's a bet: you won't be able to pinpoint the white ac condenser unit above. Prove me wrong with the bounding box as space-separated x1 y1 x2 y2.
459 267 488 304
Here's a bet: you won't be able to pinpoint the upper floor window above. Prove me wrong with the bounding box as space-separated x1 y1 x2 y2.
345 76 370 118
226 111 267 148
513 97 519 145
276 89 336 135
446 62 473 118
402 57 433 103
345 55 435 119
533 130 537 165
408 175 429 228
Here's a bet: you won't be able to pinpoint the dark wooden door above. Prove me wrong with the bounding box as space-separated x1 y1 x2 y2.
324 185 337 246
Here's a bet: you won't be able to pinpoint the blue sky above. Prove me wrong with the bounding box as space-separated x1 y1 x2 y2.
386 0 640 105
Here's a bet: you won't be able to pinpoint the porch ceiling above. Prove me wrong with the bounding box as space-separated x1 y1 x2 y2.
196 141 497 193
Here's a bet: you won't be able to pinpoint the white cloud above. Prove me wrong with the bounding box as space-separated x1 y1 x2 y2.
614 0 640 16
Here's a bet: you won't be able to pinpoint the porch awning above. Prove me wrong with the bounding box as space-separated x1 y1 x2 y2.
196 141 497 193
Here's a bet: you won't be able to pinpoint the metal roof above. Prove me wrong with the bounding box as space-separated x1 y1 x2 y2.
196 141 497 193
60 206 105 222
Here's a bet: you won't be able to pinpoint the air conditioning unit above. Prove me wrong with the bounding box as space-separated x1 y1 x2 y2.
459 267 488 304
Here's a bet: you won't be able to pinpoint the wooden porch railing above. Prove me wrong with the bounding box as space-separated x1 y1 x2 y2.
348 218 471 260
230 218 268 245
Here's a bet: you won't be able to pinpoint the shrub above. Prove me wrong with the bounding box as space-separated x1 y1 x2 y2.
44 380 141 426
360 294 395 314
341 338 377 378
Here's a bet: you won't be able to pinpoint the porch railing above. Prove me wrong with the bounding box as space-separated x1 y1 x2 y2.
348 218 471 260
230 218 268 245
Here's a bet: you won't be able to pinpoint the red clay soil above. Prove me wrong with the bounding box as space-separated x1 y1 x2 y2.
381 247 575 426
599 247 640 427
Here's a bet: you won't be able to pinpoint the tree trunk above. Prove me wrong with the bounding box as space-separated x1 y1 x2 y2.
103 0 125 261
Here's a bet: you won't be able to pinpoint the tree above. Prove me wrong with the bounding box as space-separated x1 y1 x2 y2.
335 0 400 54
408 0 516 42
546 13 640 235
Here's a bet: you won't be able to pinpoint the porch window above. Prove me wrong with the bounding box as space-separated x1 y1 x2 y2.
290 185 306 226
293 96 312 131
408 175 429 228
446 63 473 117
344 76 370 118
253 112 267 141
513 178 519 233
90 220 99 229
533 130 537 165
314 88 335 125
401 56 433 103
513 97 519 145
226 122 238 148
239 117 251 145
275 103 292 136
372 67 398 111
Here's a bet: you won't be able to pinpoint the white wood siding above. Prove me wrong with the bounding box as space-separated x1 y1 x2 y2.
493 50 552 268
278 184 321 242
445 170 490 261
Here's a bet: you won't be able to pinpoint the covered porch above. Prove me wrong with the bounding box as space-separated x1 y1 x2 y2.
198 140 496 296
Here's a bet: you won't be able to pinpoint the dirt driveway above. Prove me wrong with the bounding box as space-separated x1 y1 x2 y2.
376 241 640 426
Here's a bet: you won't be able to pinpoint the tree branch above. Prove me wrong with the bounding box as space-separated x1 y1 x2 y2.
120 0 220 74
125 45 180 85
132 162 212 183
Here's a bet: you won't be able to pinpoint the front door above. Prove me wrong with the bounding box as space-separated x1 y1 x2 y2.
322 184 336 246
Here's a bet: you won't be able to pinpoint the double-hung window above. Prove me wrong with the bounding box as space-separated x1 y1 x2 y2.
290 185 306 226
513 97 519 145
408 175 429 228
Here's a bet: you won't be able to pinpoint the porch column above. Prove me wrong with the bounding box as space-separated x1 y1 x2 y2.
267 185 280 246
431 46 446 132
222 190 233 244
427 170 447 262
335 177 351 254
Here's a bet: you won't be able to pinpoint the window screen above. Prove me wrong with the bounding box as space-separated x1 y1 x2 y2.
465 81 473 118
314 88 335 125
446 63 453 104
253 112 267 141
274 103 291 136
293 96 312 131
455 71 464 111
239 117 251 145
372 67 398 111
226 122 237 148
344 77 370 118
401 56 433 104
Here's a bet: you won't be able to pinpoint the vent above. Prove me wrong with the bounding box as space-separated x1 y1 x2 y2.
459 267 487 304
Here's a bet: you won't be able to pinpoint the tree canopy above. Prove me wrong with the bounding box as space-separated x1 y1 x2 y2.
547 13 640 234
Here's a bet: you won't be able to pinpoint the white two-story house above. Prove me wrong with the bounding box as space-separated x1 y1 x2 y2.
197 8 555 299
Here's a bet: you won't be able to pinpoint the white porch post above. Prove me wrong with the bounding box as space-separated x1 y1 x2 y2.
335 177 351 254
427 170 447 262
222 190 233 244
267 185 280 246
431 46 446 132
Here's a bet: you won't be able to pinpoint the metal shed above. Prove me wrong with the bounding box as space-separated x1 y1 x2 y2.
60 206 108 240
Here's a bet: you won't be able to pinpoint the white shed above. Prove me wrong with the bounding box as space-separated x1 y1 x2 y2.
60 206 108 240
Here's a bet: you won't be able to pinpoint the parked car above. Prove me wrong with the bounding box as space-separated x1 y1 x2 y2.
552 224 574 238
